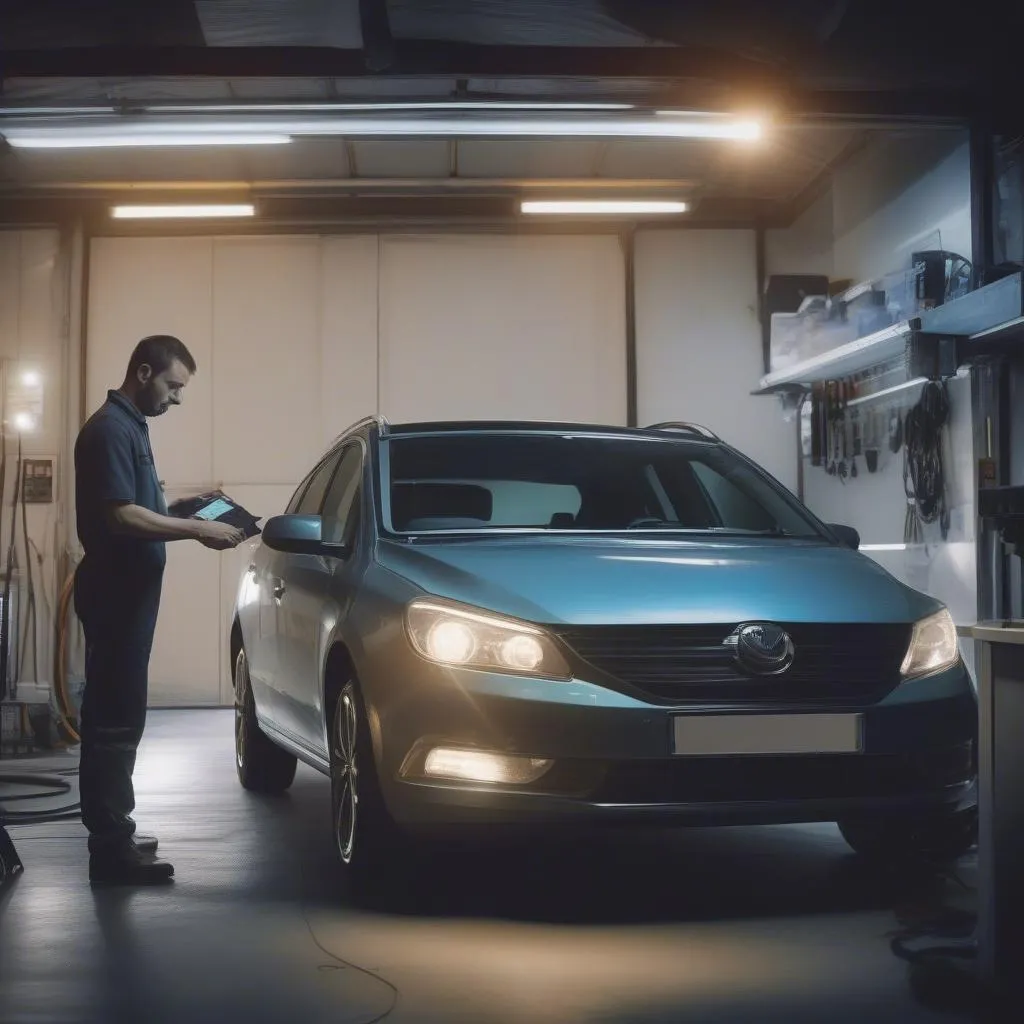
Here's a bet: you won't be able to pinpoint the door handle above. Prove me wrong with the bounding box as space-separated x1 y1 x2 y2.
271 579 286 600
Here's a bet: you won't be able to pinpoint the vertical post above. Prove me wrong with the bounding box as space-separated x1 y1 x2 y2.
623 229 638 428
755 225 770 374
970 122 996 282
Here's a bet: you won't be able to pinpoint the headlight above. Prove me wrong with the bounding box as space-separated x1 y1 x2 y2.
405 599 572 679
900 608 960 679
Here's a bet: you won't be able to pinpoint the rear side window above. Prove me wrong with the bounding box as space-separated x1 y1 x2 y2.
690 462 776 532
286 448 343 515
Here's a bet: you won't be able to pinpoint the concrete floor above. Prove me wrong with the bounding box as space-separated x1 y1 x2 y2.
0 710 988 1023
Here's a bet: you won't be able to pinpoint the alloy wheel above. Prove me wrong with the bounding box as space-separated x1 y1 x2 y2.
234 651 248 771
334 688 359 864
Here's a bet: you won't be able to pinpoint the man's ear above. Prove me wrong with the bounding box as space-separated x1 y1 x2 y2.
136 363 154 385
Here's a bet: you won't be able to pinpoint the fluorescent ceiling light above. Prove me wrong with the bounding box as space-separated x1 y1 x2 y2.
522 200 689 215
111 204 256 219
1 116 761 147
5 134 291 149
656 114 763 140
145 101 636 113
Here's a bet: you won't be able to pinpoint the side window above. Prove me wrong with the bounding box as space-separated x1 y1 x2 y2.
320 445 364 544
691 462 775 531
294 450 344 516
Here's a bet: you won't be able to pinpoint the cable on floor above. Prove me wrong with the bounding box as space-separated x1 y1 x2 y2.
0 769 81 825
297 861 399 1024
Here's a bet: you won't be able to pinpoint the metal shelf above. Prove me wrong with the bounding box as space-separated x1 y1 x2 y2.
754 272 1024 396
755 321 915 394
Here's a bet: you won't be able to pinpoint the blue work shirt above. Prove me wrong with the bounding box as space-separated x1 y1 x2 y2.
75 390 168 582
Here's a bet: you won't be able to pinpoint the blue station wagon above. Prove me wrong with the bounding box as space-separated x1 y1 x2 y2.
230 418 978 884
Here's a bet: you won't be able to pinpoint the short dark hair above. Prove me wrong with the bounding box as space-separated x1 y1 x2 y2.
127 335 197 377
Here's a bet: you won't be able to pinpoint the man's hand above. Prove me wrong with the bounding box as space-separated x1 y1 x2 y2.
194 521 246 550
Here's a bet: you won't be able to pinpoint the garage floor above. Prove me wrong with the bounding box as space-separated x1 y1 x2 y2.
0 711 983 1023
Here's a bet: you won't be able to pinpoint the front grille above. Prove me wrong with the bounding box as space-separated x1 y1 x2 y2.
593 744 974 804
553 623 912 706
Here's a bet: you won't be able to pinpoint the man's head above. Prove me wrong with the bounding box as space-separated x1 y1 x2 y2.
122 335 196 417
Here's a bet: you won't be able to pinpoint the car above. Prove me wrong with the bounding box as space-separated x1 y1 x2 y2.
229 416 978 882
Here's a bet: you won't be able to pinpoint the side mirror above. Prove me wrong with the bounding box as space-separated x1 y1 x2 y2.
261 514 351 558
828 523 860 550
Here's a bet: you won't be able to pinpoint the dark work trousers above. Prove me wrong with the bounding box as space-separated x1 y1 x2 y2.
74 563 164 855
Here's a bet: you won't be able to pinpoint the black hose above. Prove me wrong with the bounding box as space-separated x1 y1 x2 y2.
903 380 950 544
0 769 81 825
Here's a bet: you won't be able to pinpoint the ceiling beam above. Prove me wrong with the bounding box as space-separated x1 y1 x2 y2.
359 0 394 73
0 43 787 87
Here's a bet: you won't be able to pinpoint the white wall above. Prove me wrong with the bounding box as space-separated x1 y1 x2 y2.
832 134 973 281
86 233 626 705
764 130 978 671
634 229 797 492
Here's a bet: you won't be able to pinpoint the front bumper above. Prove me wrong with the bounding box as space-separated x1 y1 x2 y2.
365 655 978 829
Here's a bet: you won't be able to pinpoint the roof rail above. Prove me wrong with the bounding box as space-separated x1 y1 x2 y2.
332 414 389 443
645 421 720 441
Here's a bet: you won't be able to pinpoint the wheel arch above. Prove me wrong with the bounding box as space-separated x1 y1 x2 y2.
323 641 383 766
229 617 244 691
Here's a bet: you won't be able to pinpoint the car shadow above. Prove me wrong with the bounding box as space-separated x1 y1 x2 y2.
280 773 970 927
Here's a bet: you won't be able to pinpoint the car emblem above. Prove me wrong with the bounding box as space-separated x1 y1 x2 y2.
723 623 795 676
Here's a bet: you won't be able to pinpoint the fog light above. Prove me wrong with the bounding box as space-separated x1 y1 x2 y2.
423 747 553 785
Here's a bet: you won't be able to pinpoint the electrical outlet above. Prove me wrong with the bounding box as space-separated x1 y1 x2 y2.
22 457 55 503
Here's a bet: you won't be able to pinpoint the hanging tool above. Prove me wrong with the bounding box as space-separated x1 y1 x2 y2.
837 381 849 482
824 383 834 474
849 379 860 478
889 407 904 454
810 383 823 467
865 406 880 473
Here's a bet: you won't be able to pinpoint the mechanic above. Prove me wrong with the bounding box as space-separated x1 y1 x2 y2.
74 335 244 886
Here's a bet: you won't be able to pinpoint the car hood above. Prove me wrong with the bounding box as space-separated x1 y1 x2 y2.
376 534 939 626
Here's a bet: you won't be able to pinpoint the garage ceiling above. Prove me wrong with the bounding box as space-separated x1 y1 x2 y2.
0 0 1006 227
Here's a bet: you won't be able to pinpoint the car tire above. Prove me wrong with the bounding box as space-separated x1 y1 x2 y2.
837 805 978 864
330 680 401 886
234 648 298 794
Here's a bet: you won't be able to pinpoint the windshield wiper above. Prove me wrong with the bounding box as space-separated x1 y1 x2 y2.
704 526 794 537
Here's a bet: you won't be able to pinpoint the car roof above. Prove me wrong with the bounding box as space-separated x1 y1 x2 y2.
380 420 722 443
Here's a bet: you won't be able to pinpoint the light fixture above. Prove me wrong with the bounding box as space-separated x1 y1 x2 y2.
110 204 256 220
145 101 636 113
656 113 763 140
521 200 689 216
4 134 292 149
12 411 36 433
20 370 41 388
1 114 764 148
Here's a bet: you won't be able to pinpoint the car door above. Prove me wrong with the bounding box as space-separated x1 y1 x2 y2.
242 472 309 713
278 441 366 755
260 447 344 742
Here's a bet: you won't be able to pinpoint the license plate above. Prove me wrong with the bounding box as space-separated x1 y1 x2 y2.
672 713 863 756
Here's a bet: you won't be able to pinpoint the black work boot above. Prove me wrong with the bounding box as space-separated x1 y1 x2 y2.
89 844 174 886
131 833 159 854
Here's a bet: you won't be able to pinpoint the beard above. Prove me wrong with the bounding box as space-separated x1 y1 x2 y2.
139 385 169 417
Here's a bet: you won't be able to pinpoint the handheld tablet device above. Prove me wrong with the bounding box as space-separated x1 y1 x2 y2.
167 490 262 539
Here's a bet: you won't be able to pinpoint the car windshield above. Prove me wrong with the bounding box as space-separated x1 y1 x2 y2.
381 432 825 539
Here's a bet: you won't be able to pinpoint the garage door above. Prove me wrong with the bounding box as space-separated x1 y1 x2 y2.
85 233 626 706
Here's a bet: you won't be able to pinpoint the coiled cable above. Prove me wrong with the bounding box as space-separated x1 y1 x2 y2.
903 380 950 544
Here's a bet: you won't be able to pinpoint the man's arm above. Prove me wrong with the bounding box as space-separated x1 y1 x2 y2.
105 503 242 547
79 418 243 549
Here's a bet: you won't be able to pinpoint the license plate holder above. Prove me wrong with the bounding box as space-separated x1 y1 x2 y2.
672 713 864 756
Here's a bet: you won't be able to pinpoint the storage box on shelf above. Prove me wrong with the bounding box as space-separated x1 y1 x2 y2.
756 272 1024 397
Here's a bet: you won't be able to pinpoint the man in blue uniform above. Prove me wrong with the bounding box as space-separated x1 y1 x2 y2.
74 335 243 885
